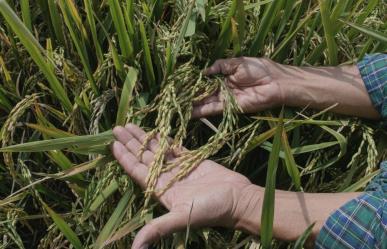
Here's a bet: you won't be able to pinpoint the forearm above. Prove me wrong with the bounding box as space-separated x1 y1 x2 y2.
266 61 380 119
235 185 360 245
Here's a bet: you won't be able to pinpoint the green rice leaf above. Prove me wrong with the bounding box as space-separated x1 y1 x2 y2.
94 190 132 249
20 0 32 31
139 21 156 91
58 0 98 95
248 0 283 56
307 125 347 173
0 85 12 112
169 0 195 73
42 202 83 249
213 0 237 59
260 109 283 249
342 20 387 43
47 0 65 46
116 67 138 126
103 211 151 247
293 223 315 249
88 180 119 213
343 169 380 192
84 0 104 63
26 123 75 138
260 141 340 157
196 0 206 21
318 0 338 65
185 10 196 37
108 0 133 61
281 129 301 190
0 130 114 152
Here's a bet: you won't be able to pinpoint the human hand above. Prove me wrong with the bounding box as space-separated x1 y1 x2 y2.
111 124 260 249
193 57 284 117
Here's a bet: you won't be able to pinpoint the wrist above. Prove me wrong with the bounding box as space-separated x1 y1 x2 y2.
264 60 379 119
233 184 263 236
263 60 318 108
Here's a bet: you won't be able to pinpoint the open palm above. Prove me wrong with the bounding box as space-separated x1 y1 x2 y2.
111 124 255 249
193 57 283 117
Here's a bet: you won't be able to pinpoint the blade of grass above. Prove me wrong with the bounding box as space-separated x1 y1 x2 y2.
0 55 14 91
124 0 135 42
0 130 114 152
318 0 338 65
306 125 347 173
274 0 296 42
47 0 66 46
108 0 133 61
184 9 196 37
252 116 346 126
26 123 74 138
235 0 245 49
64 0 88 42
248 0 284 56
116 67 138 126
36 156 112 180
272 8 315 60
84 0 103 63
294 13 320 66
343 169 380 192
213 0 237 60
42 202 83 249
260 109 283 249
88 179 119 214
0 85 12 112
293 223 315 249
261 141 340 159
168 0 195 75
102 211 151 247
341 20 387 43
94 190 132 249
58 0 98 95
20 0 32 31
139 20 156 91
281 129 301 190
92 12 125 79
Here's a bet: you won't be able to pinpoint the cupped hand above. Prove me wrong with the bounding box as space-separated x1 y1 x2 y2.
193 57 284 117
111 124 258 249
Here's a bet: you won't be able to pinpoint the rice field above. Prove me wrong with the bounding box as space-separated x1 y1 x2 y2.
0 0 386 248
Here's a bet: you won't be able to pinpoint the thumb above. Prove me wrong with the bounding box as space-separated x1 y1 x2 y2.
132 211 188 249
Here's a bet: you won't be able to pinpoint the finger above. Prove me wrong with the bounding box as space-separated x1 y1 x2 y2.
132 212 188 249
203 58 239 76
192 101 224 118
125 124 159 153
112 126 154 165
111 141 148 188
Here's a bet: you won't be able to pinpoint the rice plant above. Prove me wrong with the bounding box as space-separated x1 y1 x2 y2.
0 0 386 248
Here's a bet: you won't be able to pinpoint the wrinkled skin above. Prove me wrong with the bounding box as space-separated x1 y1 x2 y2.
193 57 283 117
111 124 257 249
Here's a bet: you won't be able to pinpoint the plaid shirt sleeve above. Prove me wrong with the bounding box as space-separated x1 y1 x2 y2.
357 53 387 118
315 162 387 249
315 54 387 249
